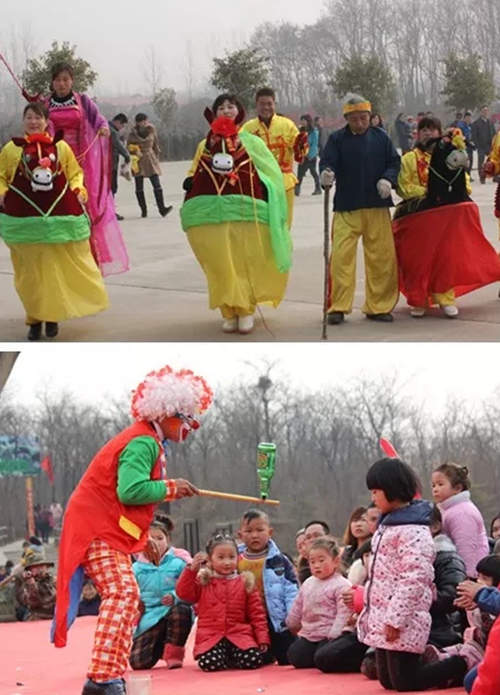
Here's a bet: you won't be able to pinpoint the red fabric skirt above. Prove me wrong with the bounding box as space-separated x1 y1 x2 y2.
392 202 500 307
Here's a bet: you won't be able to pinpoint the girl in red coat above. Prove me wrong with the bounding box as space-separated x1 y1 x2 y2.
176 535 270 670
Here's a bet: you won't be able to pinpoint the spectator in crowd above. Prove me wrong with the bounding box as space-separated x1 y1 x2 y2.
366 503 380 536
295 529 306 569
0 565 7 582
108 114 131 221
341 506 371 569
14 552 56 621
458 111 475 179
298 520 330 585
77 580 102 617
295 114 321 196
450 112 463 128
489 514 500 552
314 116 329 158
394 113 414 154
238 509 298 665
176 535 270 671
471 106 496 184
370 113 385 130
286 537 352 669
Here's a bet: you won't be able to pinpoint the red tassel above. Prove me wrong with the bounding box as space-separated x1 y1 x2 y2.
211 117 238 138
40 456 54 485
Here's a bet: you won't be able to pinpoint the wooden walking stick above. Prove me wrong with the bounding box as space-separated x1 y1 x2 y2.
198 489 280 505
322 184 332 340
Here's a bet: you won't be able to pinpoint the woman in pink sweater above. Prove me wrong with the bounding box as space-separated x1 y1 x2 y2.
432 463 489 578
286 537 352 669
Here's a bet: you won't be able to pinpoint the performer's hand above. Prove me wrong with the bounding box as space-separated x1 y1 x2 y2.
161 593 174 607
77 193 86 205
385 625 400 642
190 552 208 572
377 178 393 199
174 479 199 498
98 127 110 138
482 160 496 177
320 168 334 188
342 588 355 609
144 537 161 566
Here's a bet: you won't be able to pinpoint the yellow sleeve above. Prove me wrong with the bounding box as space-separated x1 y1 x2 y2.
489 133 500 175
465 172 472 195
187 140 206 177
286 119 300 147
0 142 22 196
57 141 88 201
397 152 426 199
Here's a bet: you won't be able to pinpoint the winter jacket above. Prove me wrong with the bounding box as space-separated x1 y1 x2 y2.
286 572 352 642
394 118 414 151
108 122 131 170
127 124 162 178
307 128 319 160
471 118 496 152
439 491 489 578
475 586 500 617
471 614 500 695
237 539 298 633
175 567 270 657
77 595 101 617
429 533 466 647
357 500 435 654
458 121 474 146
133 548 188 637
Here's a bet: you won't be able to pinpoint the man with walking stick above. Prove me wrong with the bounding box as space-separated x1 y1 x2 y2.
320 94 401 326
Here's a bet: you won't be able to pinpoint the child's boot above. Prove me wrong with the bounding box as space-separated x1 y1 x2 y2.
82 678 126 695
163 643 185 669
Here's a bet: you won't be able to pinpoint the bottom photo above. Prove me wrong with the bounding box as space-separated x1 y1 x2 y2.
0 344 497 695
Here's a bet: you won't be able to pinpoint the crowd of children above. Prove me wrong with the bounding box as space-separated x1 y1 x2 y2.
121 458 500 695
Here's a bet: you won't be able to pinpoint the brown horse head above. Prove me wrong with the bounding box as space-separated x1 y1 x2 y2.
12 131 64 193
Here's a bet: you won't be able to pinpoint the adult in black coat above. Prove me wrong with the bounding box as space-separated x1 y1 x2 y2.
429 506 466 647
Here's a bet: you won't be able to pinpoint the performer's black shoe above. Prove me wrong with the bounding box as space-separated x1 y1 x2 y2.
366 313 394 323
327 312 344 325
27 323 42 341
82 678 126 695
45 322 59 338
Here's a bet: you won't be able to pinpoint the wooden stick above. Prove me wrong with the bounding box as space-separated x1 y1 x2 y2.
198 489 280 506
322 184 332 340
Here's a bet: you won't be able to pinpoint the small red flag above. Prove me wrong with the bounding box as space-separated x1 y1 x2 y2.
40 456 54 485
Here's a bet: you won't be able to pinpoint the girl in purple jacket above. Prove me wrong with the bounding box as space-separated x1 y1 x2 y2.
358 458 472 690
432 463 489 579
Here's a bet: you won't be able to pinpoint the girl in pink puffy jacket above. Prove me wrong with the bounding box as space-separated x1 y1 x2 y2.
432 463 489 579
358 457 472 690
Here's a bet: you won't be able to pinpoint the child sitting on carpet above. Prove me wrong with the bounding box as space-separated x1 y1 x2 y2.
286 536 352 669
176 534 270 671
238 508 298 665
129 513 193 671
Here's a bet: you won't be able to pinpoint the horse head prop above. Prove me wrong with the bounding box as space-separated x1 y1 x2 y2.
426 128 470 206
203 108 246 182
12 132 64 194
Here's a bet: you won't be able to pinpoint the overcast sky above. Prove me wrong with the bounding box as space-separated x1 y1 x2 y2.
2 344 498 415
1 0 326 95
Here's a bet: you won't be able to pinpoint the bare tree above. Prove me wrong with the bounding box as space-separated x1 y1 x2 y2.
142 45 164 99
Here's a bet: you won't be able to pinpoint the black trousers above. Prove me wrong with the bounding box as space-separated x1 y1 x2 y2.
134 173 162 193
477 149 489 181
111 168 119 196
375 648 467 691
314 632 369 673
287 637 327 668
266 625 296 665
197 638 263 672
466 147 474 176
297 158 320 188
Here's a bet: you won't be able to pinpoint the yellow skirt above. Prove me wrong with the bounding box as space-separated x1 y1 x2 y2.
187 221 289 318
8 240 109 324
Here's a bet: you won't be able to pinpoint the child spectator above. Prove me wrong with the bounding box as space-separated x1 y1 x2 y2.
238 509 298 665
366 502 380 536
341 506 371 569
298 520 330 585
14 552 56 621
129 514 192 670
286 537 352 669
429 505 467 647
432 463 489 578
77 580 102 617
358 457 468 690
176 535 269 671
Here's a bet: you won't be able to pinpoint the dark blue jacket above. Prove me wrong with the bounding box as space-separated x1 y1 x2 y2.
320 125 401 212
476 586 500 616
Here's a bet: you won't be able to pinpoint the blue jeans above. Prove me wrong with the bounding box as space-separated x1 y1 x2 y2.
464 666 478 693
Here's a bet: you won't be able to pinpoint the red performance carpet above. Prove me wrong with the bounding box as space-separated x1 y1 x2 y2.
0 618 464 695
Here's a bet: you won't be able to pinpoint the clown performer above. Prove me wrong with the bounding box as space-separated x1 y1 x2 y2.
320 94 401 325
242 87 308 229
0 102 109 342
52 365 213 695
181 93 291 335
23 62 129 277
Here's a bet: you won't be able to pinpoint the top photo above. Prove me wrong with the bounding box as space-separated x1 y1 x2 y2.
0 0 499 343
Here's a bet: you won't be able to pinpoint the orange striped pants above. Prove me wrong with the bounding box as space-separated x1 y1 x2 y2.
82 539 140 682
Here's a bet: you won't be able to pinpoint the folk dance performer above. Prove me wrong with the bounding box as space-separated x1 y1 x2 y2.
242 87 308 229
51 365 213 695
320 94 401 325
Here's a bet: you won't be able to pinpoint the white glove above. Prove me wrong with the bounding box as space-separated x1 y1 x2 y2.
377 179 392 199
320 168 335 188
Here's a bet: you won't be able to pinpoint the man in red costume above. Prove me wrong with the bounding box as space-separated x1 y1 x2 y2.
52 365 213 695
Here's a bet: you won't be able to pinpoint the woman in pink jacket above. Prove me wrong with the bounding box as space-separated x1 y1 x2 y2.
432 463 489 578
358 457 472 690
